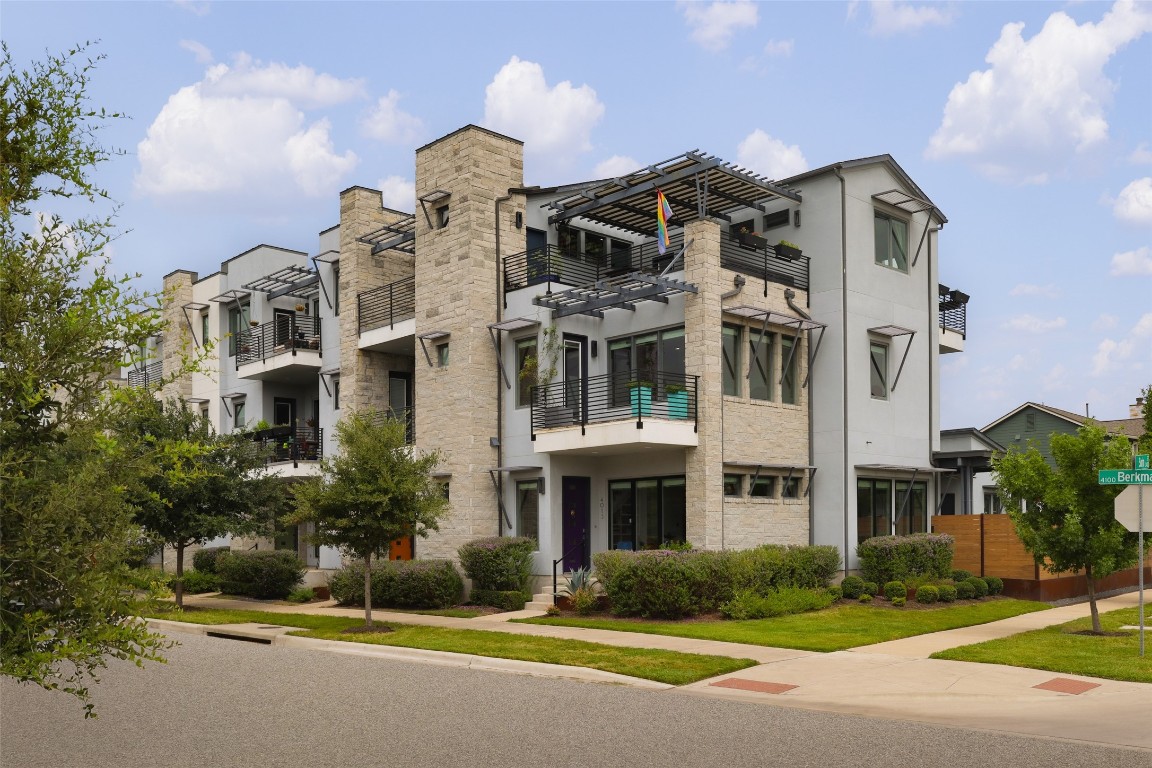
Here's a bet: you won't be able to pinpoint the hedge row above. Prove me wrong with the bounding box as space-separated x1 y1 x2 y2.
457 537 536 592
329 559 464 609
217 550 306 600
856 534 954 585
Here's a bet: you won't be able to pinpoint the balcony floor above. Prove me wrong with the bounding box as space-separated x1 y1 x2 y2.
358 317 416 354
237 349 322 382
533 418 697 456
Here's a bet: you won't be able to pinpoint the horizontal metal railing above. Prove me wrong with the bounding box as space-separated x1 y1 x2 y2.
127 360 163 388
236 315 321 367
531 370 698 437
939 300 966 338
358 276 416 334
369 406 416 445
718 232 809 292
250 426 323 464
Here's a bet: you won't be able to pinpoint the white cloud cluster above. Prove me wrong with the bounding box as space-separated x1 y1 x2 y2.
136 54 362 204
1110 246 1152 276
866 1 956 36
1092 312 1152 376
377 176 415 212
1113 177 1152 225
679 1 758 52
1130 143 1152 164
1002 314 1067 333
483 57 604 176
1008 283 1060 298
736 130 808 180
762 39 794 57
361 90 423 145
926 0 1152 183
593 155 641 179
179 39 213 64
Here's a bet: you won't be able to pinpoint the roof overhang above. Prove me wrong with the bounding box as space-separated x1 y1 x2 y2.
242 266 320 301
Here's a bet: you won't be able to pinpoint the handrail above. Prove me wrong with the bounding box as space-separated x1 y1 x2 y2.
552 538 588 598
236 315 321 367
531 370 698 438
249 427 323 467
369 406 416 445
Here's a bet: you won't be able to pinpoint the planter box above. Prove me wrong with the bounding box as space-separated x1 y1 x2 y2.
737 232 768 249
775 242 802 260
629 385 652 416
666 390 689 419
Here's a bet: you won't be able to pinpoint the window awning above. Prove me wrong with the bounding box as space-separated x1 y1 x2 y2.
181 301 211 349
487 466 543 530
487 318 542 389
873 189 937 268
724 461 817 497
726 305 827 390
868 325 916 393
417 330 450 367
856 464 954 474
208 289 251 304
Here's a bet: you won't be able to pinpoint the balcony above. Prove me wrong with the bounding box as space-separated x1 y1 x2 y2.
250 426 323 477
370 406 416 445
531 371 698 455
719 232 809 292
358 277 415 353
235 315 322 381
127 361 162 388
938 285 968 354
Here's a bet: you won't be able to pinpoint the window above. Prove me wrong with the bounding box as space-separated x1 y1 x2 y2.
333 377 341 410
857 478 891 543
749 332 772 401
440 482 450 501
437 342 449 367
782 476 801 499
515 337 537 408
1025 412 1035 430
984 489 1004 515
200 311 209 345
723 474 742 497
722 324 741 396
436 205 449 228
750 476 775 498
608 326 685 404
781 336 798 404
874 212 908 271
228 303 251 356
200 406 209 422
870 341 888 399
558 226 578 257
333 265 341 316
609 476 686 550
516 480 539 545
584 232 606 265
233 400 246 431
895 481 928 535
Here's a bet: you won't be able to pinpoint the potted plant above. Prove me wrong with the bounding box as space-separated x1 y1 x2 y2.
294 303 305 312
627 379 653 416
735 224 767 250
249 319 260 327
775 240 802 260
665 382 689 420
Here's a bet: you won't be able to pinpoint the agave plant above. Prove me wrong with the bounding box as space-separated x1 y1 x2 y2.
560 566 597 595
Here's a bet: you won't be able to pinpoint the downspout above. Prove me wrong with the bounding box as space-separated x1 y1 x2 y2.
720 273 746 301
495 193 512 536
926 222 941 526
785 288 815 544
834 164 849 575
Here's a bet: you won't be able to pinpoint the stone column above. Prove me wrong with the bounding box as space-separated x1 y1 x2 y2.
160 270 196 402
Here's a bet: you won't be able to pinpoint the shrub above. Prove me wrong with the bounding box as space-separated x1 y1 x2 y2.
216 551 305 599
660 540 694 552
470 589 528 611
826 585 843 601
605 551 707 619
955 581 975 600
883 581 907 600
965 577 989 598
916 585 940 604
890 596 906 607
458 537 536 592
569 586 599 615
778 545 842 589
591 550 631 592
287 586 315 603
719 588 834 620
840 575 865 599
938 584 957 603
858 593 873 603
982 576 1004 596
951 569 973 582
863 581 879 597
192 546 232 575
329 560 464 609
857 534 954 585
544 604 561 617
178 570 220 594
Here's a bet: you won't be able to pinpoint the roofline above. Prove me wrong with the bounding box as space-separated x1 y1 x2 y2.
940 426 1008 453
779 155 947 224
415 124 523 155
982 402 1085 433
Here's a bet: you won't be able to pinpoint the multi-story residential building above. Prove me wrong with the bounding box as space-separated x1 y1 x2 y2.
132 124 968 579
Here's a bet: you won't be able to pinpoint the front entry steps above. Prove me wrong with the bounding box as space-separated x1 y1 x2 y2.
525 592 556 611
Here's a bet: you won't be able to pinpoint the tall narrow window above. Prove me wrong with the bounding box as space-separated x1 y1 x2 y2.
436 205 450 228
233 400 246 431
870 342 888 399
228 304 250 356
516 481 539 545
200 312 210 346
895 481 927 535
857 479 892 543
781 335 798 404
874 212 908 271
333 378 341 410
722 324 741 396
584 232 606 265
749 332 772 401
333 266 341 316
515 337 537 408
437 342 449 367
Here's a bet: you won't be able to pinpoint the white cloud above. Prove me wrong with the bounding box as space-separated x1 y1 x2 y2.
762 39 794 57
179 40 213 64
1113 177 1152 224
679 1 758 52
360 90 423 145
1130 143 1152 164
1007 353 1035 372
593 155 640 179
1092 313 1120 331
866 1 956 36
1092 337 1134 376
926 1 1152 183
483 57 604 174
136 54 361 205
1002 314 1067 333
1042 364 1069 392
174 0 210 16
1008 282 1060 298
1132 312 1152 337
1110 246 1152 276
736 129 808 179
377 176 415 212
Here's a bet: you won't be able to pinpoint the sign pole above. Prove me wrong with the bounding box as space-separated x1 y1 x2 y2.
1140 484 1145 657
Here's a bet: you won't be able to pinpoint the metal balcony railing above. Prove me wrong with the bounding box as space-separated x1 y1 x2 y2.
358 276 416 334
718 232 809 292
939 287 968 338
250 426 323 464
370 406 416 445
235 315 321 367
127 361 163 388
531 370 698 437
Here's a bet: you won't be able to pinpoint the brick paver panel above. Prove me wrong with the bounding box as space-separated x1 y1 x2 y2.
710 678 798 695
1032 677 1101 695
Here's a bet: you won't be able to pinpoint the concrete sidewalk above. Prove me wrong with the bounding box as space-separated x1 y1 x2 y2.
175 591 1152 750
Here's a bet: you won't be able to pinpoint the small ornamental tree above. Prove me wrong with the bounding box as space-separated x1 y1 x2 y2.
288 411 451 628
993 423 1136 632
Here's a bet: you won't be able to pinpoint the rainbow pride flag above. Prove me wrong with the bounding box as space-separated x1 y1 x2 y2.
656 189 672 255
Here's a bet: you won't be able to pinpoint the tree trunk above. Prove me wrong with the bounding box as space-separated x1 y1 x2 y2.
174 543 185 610
363 552 373 629
1085 563 1102 633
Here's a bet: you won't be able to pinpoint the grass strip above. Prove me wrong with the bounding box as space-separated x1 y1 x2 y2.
932 606 1152 683
202 594 486 619
143 607 756 686
517 599 1051 652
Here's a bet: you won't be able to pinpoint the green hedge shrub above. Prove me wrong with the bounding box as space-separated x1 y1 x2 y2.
840 575 865 599
826 585 843 601
192 546 231 575
863 581 879 597
287 586 314 603
916 585 940 604
179 569 220 594
883 581 907 600
458 537 536 592
890 596 906 607
216 551 305 599
951 569 973 582
965 576 989 598
938 584 957 603
857 534 954 585
858 593 873 603
955 581 975 600
982 576 1004 595
470 589 528 611
719 588 834 620
329 560 464 609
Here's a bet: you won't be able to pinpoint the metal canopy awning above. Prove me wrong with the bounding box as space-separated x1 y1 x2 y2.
724 461 817 497
546 151 801 237
856 464 954 473
208 289 251 304
487 466 543 531
417 330 450 367
181 301 210 349
243 266 320 301
868 325 916 393
726 305 827 389
358 214 416 255
318 366 340 397
873 189 938 267
487 318 541 389
185 397 210 405
418 190 450 228
533 272 697 319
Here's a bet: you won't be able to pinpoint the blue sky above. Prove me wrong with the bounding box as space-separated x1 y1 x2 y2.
5 1 1150 429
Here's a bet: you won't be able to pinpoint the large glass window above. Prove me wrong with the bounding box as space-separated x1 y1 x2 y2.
870 342 888 399
874 212 908 271
857 478 892 543
749 332 772 401
584 232 606 265
609 476 686 550
895 481 928 535
228 303 250 356
516 481 539 545
515 337 537 408
608 326 685 403
984 488 1004 515
781 335 798 404
722 324 741 396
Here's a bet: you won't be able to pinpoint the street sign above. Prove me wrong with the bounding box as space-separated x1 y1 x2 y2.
1114 485 1145 532
1098 469 1152 485
1137 454 1150 470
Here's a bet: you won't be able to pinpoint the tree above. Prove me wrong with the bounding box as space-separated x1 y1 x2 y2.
993 423 1137 632
289 412 450 628
0 43 169 715
119 395 285 608
1138 384 1152 455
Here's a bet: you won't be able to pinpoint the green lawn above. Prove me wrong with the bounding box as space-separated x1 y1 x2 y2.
516 599 1051 653
932 607 1152 683
144 607 756 686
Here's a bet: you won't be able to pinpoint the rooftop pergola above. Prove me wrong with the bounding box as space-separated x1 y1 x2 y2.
357 214 416 255
242 266 321 301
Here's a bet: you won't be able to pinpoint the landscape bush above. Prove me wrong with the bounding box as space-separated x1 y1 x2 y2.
458 537 536 592
951 569 973 582
216 550 306 600
287 586 315 603
982 576 1005 596
192 546 232 575
965 577 989 599
938 584 957 603
890 596 906 607
469 589 528 611
719 588 834 620
178 569 220 594
839 575 865 599
954 581 975 600
863 581 879 597
857 534 954 585
916 585 940 604
883 581 907 600
826 585 843 601
329 559 464 609
858 593 873 603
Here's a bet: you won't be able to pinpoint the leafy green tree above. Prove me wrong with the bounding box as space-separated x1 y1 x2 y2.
0 42 169 715
289 412 450 628
120 394 285 608
1138 384 1151 455
993 423 1137 632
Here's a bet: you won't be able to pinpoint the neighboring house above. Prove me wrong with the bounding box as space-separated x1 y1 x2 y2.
130 124 969 578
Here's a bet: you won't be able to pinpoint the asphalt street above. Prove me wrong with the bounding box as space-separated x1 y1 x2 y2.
2 631 1145 768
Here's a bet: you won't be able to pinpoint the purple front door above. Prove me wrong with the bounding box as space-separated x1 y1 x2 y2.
561 476 591 571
